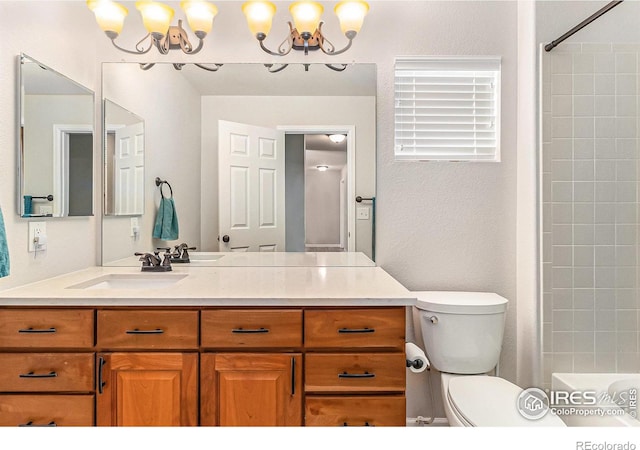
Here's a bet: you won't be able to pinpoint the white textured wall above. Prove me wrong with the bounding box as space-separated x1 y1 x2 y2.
0 1 99 290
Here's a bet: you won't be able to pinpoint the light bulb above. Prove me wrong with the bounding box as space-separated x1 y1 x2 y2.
181 1 218 36
136 1 175 35
242 1 277 37
335 1 369 35
289 1 323 34
87 0 128 36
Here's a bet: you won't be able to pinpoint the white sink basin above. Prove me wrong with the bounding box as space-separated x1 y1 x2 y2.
188 253 224 262
67 274 188 290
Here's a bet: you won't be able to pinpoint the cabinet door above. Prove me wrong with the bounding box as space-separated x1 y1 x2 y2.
96 352 197 426
201 353 302 426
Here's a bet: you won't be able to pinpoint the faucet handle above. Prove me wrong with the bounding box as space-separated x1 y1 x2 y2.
134 252 151 266
160 248 173 270
182 246 197 259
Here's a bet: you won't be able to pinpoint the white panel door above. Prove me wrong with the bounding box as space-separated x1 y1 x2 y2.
218 120 285 252
114 122 144 215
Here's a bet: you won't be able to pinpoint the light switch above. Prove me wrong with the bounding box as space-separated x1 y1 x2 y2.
357 207 370 220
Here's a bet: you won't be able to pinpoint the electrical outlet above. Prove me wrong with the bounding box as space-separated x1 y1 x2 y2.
357 207 370 220
28 222 47 252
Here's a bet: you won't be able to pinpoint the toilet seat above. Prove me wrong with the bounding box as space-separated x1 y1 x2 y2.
446 376 565 427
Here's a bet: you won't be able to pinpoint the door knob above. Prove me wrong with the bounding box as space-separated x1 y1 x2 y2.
222 235 230 243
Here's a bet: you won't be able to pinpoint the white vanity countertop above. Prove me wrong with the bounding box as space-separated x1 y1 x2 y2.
0 264 416 307
105 251 377 267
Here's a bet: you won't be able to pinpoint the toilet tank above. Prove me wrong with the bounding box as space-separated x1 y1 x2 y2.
412 291 508 375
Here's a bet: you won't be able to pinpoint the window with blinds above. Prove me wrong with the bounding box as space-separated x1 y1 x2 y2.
394 57 501 162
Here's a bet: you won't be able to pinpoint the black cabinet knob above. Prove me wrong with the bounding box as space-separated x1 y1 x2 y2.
222 235 230 243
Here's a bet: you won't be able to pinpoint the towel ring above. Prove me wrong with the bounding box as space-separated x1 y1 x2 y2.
155 177 173 199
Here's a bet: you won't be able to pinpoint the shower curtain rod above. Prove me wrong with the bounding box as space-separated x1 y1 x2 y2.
545 0 624 52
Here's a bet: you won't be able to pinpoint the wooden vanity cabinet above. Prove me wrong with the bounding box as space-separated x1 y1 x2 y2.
96 352 198 426
201 353 302 426
0 306 407 427
304 308 407 427
200 309 303 426
0 309 95 427
95 310 199 426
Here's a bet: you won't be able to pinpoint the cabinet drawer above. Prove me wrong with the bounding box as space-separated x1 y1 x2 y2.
0 353 94 392
97 310 198 349
201 310 302 348
0 309 94 349
305 396 406 427
305 353 405 393
305 308 405 350
0 394 94 426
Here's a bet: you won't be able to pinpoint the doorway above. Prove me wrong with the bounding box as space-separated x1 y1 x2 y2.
282 127 354 253
53 125 93 217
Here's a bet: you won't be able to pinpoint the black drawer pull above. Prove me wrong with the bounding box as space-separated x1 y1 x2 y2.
343 422 374 426
338 327 375 334
19 421 57 427
98 356 106 394
125 328 164 335
18 327 56 334
19 371 58 379
231 328 269 334
338 372 376 379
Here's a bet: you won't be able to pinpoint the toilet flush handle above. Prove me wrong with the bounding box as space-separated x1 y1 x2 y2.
429 316 438 324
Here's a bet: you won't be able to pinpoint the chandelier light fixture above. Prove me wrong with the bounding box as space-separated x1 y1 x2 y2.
242 1 369 56
87 0 218 55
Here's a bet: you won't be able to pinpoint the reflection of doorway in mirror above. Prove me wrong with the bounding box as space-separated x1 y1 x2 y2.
106 123 145 216
52 125 93 217
302 134 348 253
282 129 354 253
217 122 355 253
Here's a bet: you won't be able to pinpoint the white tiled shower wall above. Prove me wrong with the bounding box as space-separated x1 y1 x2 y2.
542 43 640 389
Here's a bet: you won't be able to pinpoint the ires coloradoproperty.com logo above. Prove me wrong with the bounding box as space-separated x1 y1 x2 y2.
516 386 638 421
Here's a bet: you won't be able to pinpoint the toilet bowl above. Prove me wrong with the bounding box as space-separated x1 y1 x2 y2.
413 291 565 427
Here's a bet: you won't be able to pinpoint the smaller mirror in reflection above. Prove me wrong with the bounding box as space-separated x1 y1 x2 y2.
104 99 145 216
19 54 94 218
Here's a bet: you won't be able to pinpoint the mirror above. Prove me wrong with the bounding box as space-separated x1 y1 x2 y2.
103 99 145 216
102 62 376 266
18 54 94 218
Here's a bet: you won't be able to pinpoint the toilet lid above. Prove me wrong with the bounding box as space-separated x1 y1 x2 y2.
448 376 565 427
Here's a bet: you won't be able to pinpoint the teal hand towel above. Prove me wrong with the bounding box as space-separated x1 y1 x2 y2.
152 197 179 241
0 206 10 278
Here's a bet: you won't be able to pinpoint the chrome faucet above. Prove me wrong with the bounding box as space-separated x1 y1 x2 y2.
135 249 173 272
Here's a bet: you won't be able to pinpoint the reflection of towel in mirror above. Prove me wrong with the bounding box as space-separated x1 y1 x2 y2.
152 197 179 241
0 206 10 277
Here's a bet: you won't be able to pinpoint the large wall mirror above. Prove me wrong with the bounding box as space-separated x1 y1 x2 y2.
18 54 94 218
102 62 376 266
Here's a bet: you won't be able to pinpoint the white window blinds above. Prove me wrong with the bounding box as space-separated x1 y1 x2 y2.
394 57 501 162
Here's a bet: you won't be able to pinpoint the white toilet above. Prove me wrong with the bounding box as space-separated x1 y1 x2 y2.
412 291 565 427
